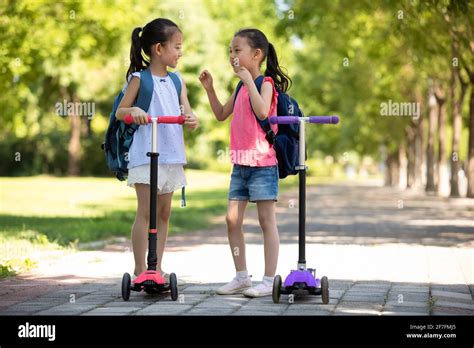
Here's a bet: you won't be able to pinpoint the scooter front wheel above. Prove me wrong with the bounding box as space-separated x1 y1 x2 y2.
321 276 329 304
170 273 178 301
122 272 131 301
272 275 282 304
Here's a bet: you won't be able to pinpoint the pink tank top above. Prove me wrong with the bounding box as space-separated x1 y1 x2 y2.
230 76 278 167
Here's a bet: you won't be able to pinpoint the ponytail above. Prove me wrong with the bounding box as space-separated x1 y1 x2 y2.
265 42 291 92
126 27 148 81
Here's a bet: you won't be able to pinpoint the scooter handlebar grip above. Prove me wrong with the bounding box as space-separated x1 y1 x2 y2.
269 116 340 124
123 114 152 125
269 116 299 124
309 116 339 124
157 116 186 124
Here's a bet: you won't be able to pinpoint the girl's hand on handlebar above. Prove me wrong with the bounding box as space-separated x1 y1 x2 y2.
130 107 148 125
184 113 199 130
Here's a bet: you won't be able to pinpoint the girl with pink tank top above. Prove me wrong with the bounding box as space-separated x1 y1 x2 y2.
231 75 278 167
199 28 292 298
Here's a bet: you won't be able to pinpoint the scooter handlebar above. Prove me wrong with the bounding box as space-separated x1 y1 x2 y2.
309 116 339 124
123 114 186 125
269 116 299 124
269 116 339 125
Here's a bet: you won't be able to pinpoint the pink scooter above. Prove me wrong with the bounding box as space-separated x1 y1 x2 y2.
121 114 185 301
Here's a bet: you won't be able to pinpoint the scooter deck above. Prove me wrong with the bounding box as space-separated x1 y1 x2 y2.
131 270 170 293
281 269 322 295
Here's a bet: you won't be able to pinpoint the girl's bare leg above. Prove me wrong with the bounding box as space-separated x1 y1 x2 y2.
226 200 248 272
256 200 279 276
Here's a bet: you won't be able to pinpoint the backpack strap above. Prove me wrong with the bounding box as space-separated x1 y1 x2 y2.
168 71 182 103
119 69 154 139
234 75 275 145
135 69 154 112
233 76 265 107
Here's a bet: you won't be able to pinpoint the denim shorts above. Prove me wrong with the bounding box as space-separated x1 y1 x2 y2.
228 164 279 202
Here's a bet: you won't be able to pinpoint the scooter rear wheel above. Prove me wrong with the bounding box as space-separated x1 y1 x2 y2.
122 273 131 301
170 273 178 301
272 275 282 304
321 276 329 304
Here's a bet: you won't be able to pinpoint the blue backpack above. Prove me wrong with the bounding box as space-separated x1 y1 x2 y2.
101 69 182 181
234 75 302 179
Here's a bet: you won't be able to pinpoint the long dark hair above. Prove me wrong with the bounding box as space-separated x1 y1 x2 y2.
126 18 181 81
234 28 292 92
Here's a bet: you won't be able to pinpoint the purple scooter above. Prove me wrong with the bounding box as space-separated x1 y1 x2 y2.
269 115 340 304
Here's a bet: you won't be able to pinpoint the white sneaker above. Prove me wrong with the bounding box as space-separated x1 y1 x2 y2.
243 283 272 298
216 277 252 295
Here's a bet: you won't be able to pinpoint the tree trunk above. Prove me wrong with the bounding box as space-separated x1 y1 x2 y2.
81 118 92 138
426 87 438 193
467 86 474 198
406 124 416 188
384 153 393 186
414 86 425 189
385 149 400 187
450 67 468 197
407 86 425 190
450 36 460 197
435 83 449 196
398 143 408 189
67 92 81 176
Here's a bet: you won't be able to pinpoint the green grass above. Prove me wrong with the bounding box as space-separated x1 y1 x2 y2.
0 170 232 243
0 264 17 278
0 170 231 277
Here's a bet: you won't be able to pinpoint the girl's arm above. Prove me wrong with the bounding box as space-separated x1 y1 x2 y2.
236 67 273 121
199 70 235 122
115 76 148 125
247 81 273 120
179 77 199 130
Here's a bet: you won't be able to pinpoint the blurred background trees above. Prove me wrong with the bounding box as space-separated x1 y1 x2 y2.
1 0 472 197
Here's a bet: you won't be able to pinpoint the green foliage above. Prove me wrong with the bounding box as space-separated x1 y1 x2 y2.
0 264 17 279
277 0 471 162
1 0 472 175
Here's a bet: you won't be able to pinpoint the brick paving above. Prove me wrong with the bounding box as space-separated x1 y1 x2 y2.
1 181 472 316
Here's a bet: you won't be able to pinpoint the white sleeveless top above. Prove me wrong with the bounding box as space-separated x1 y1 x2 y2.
122 71 187 168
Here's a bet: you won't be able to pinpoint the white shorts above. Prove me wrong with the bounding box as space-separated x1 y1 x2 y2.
127 164 187 195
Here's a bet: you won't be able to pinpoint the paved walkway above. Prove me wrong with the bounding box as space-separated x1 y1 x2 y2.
1 181 473 315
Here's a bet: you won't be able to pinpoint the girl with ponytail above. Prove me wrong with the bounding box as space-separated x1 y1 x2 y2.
116 18 198 282
199 28 289 298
